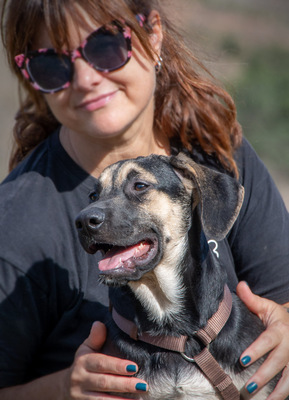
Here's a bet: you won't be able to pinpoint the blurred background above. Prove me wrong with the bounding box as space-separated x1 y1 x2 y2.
1 0 289 208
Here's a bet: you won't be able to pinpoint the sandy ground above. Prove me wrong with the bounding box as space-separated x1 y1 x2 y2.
0 1 288 210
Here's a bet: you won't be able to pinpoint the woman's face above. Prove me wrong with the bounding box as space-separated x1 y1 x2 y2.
37 11 162 144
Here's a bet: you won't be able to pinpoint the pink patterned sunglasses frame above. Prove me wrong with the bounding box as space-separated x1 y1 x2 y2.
14 19 141 93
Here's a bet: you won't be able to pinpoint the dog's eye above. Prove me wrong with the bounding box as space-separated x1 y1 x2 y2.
134 182 149 191
89 191 99 202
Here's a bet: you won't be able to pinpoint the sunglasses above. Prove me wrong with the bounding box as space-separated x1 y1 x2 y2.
14 20 134 94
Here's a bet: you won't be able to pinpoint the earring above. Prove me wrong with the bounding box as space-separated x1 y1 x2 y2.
155 56 163 73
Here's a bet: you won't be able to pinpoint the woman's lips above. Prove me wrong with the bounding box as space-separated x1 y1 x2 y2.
77 91 117 111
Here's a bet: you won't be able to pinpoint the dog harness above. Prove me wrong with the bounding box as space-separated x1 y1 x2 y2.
112 284 240 400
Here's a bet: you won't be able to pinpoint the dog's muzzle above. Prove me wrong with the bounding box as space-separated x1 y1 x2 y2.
75 206 160 280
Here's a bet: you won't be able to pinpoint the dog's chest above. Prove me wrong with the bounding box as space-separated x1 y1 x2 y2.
125 365 271 400
127 363 220 399
111 344 271 400
142 367 219 399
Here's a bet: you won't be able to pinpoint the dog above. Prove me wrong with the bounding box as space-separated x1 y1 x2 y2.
75 153 279 399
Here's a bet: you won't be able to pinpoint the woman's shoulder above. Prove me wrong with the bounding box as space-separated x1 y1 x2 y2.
2 130 58 183
1 129 94 195
2 129 72 181
233 137 269 184
187 136 276 187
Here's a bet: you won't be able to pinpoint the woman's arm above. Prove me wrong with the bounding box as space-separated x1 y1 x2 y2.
237 282 289 399
227 140 289 397
0 322 148 400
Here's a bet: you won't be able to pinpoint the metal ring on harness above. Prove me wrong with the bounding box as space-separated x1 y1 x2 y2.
180 352 195 363
181 343 210 363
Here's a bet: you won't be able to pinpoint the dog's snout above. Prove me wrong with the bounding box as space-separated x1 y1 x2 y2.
75 208 105 233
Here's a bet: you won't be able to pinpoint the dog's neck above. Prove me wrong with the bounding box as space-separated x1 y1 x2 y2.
109 214 227 336
128 234 188 326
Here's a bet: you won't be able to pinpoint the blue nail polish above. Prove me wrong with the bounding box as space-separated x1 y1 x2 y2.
126 364 137 373
247 382 258 394
241 355 251 366
136 383 147 392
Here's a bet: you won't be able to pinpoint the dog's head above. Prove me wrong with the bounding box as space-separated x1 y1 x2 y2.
75 153 244 287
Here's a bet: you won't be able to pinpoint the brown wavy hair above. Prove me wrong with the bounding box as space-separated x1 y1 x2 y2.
1 0 242 175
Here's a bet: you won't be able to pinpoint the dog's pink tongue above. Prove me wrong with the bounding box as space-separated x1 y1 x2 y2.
98 241 150 271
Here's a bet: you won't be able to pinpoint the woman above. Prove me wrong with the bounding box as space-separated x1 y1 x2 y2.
0 0 289 399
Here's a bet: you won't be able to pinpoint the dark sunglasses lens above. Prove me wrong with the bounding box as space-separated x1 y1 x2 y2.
84 26 129 71
28 53 72 92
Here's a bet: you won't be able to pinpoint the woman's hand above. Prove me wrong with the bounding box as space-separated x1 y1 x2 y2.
64 321 148 399
237 281 289 399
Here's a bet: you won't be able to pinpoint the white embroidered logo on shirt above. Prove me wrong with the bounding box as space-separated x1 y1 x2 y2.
208 240 219 258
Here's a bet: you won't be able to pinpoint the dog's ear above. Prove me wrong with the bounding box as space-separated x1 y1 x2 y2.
169 153 244 241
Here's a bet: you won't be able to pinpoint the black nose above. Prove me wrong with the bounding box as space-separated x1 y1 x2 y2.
75 207 105 233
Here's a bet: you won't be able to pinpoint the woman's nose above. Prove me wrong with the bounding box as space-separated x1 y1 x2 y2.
72 58 103 90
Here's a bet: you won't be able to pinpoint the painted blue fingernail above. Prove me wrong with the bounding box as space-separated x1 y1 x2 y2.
136 383 147 392
247 382 258 394
241 355 251 366
126 364 137 373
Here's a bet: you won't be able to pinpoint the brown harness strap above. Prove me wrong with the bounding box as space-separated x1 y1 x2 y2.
192 285 240 400
194 348 239 400
196 284 232 345
112 284 240 400
112 307 189 352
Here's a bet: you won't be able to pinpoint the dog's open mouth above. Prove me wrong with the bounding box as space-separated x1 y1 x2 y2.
90 238 158 273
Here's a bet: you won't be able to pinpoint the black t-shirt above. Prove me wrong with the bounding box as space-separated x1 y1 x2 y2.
0 130 288 387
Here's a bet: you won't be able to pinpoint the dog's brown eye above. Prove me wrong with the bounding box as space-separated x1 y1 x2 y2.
89 191 99 202
134 182 148 191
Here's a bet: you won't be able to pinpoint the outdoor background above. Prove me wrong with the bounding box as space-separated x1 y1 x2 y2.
1 0 289 208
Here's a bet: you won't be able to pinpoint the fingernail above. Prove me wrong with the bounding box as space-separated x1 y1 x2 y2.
126 364 137 373
247 382 258 394
241 355 251 366
136 383 147 392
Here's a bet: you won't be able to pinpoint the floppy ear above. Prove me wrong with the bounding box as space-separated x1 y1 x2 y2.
169 153 244 241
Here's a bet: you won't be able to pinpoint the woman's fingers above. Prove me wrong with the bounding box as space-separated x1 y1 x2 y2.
84 352 139 376
241 335 289 396
266 363 289 400
75 322 140 378
67 321 148 399
80 373 147 394
236 281 270 320
240 320 287 366
70 370 148 398
78 322 108 355
237 282 289 399
70 355 148 397
86 394 145 400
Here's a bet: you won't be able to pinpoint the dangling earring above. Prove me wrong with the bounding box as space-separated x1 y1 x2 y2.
155 56 163 73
